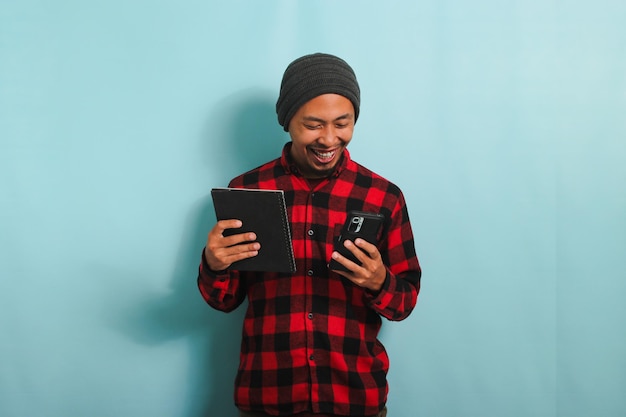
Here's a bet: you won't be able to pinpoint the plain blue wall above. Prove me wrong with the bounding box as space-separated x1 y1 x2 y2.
1 1 625 416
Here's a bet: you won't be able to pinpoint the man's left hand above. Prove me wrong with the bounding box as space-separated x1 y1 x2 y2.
331 238 386 292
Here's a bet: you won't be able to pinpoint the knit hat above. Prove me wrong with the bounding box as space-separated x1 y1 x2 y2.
276 53 360 131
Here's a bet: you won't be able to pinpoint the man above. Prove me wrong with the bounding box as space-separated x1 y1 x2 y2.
198 53 421 417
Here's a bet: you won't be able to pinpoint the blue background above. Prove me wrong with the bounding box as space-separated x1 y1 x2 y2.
1 1 625 416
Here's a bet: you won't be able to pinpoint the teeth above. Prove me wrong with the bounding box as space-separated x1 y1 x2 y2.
313 149 335 160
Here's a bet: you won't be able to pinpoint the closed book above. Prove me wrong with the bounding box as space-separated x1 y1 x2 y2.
210 187 296 273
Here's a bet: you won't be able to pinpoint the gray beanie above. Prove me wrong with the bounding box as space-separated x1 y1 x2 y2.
276 53 360 131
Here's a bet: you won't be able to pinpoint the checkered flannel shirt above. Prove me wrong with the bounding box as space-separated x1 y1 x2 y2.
198 143 421 416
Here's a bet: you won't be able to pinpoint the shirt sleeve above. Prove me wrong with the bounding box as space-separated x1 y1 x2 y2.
365 193 421 321
365 269 420 321
197 249 247 312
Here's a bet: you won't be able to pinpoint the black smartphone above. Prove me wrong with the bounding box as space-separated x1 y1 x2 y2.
329 211 385 272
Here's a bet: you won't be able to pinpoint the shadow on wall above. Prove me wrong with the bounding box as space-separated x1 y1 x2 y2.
208 88 289 183
114 89 287 417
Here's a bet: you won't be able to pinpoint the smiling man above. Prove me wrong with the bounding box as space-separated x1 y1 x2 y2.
198 53 422 417
287 93 354 179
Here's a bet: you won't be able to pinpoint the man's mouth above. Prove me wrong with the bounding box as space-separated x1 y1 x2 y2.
310 148 337 163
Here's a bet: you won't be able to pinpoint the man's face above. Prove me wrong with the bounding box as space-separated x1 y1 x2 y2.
287 94 355 179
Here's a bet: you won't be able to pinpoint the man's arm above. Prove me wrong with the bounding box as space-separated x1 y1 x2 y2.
333 198 422 321
197 249 247 312
196 219 259 312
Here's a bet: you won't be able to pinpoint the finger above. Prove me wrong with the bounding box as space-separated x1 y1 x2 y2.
353 238 379 258
210 234 258 259
221 231 257 248
208 241 261 271
330 249 360 274
222 242 260 263
214 219 243 235
342 239 369 265
210 219 257 247
224 241 260 255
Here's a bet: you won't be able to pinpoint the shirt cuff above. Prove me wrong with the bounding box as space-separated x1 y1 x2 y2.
365 270 391 303
200 248 229 277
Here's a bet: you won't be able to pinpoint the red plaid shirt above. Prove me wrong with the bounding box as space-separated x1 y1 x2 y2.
198 143 421 416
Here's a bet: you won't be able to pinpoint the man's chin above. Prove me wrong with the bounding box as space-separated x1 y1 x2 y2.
306 163 337 179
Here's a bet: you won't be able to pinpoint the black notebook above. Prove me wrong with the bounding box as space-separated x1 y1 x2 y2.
210 187 296 273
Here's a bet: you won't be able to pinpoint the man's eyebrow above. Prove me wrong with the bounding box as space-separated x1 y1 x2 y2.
302 113 353 123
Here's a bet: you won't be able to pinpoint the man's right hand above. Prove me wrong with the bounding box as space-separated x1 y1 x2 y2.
204 219 260 271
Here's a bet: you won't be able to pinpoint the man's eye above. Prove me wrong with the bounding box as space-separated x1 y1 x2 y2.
336 124 348 129
305 124 321 130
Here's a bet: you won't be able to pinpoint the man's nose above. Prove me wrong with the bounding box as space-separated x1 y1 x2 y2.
318 125 338 146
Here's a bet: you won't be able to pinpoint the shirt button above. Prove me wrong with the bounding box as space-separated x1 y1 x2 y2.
307 270 314 276
307 229 314 236
307 312 313 320
309 355 315 361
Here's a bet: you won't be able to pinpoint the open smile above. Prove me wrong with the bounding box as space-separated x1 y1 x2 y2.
309 147 338 164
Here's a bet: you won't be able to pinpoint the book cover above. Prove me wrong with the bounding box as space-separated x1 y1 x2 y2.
210 187 296 273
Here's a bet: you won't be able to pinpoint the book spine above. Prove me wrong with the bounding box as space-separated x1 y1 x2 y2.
278 192 297 272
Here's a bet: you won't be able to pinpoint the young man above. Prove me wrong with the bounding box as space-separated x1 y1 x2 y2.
198 53 421 417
